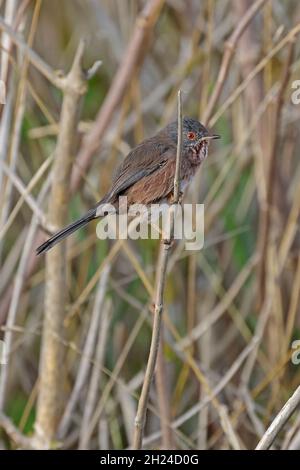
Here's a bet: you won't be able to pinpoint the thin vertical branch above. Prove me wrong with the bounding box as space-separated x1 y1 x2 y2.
173 90 182 202
155 340 174 449
155 90 182 450
34 41 89 448
132 90 183 450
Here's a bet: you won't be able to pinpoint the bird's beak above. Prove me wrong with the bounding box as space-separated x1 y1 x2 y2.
198 134 221 143
208 134 221 140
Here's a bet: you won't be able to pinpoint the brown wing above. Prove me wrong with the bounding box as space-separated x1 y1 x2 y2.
124 158 176 205
104 137 175 203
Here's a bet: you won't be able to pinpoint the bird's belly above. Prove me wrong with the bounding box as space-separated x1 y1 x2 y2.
180 177 192 192
180 161 199 193
179 144 208 193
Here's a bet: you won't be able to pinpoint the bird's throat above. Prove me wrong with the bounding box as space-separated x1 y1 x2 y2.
189 141 208 164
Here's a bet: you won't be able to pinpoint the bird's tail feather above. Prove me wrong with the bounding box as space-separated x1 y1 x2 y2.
36 208 97 255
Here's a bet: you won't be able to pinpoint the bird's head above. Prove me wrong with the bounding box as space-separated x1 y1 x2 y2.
166 116 220 158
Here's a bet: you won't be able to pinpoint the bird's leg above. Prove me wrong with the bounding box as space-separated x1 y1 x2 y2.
162 192 184 246
168 190 184 205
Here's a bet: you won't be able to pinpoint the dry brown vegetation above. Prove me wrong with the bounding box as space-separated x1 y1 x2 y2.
0 0 300 450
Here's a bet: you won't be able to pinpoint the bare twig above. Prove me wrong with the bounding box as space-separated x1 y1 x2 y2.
132 90 183 450
0 412 32 448
256 385 300 450
173 92 183 202
219 405 241 450
155 338 174 449
154 86 183 450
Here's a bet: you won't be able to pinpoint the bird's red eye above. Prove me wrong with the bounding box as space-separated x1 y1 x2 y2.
187 132 196 140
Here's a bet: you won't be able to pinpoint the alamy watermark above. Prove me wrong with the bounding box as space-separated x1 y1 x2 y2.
95 197 205 251
292 340 300 365
0 79 6 104
0 340 7 365
291 80 300 105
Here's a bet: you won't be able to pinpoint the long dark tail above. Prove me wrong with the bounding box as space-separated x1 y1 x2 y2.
36 208 97 255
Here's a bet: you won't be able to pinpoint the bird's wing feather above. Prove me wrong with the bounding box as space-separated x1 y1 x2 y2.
124 158 177 205
104 139 175 202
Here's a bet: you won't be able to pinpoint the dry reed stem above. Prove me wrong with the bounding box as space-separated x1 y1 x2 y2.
257 39 295 307
34 41 89 448
155 337 174 449
132 90 183 449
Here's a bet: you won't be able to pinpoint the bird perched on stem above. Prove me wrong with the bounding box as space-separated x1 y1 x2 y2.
36 117 219 255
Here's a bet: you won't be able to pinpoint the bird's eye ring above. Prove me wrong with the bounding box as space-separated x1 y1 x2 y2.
187 132 196 140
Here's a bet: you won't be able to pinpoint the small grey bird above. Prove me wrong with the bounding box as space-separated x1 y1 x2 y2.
36 117 219 255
